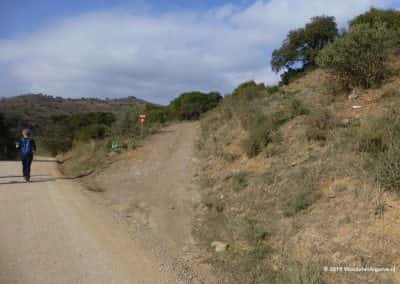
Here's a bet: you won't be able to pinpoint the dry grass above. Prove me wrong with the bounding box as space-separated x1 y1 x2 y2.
194 63 400 283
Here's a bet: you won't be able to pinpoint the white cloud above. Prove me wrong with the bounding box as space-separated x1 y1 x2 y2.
0 0 394 103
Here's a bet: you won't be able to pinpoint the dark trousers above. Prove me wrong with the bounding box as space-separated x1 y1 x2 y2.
21 154 33 178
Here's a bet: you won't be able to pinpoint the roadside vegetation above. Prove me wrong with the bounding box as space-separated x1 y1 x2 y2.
56 91 222 176
194 7 400 284
0 90 221 175
0 114 18 160
271 16 338 85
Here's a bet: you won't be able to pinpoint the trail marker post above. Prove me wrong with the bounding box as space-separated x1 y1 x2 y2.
139 114 146 138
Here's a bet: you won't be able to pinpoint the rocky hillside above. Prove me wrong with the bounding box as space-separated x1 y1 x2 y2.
193 59 400 283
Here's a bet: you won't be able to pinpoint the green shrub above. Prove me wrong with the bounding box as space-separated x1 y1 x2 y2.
266 85 280 94
374 137 400 193
242 136 263 158
237 218 270 244
353 111 400 192
242 115 274 157
355 118 389 154
169 91 222 120
271 16 338 82
317 23 397 89
247 243 272 261
280 264 323 284
145 104 170 123
230 171 250 192
283 166 320 217
284 191 313 217
41 124 74 155
76 124 109 141
354 111 400 155
0 114 18 159
350 8 400 32
305 108 335 141
42 112 116 155
290 98 310 116
232 81 268 100
241 97 307 157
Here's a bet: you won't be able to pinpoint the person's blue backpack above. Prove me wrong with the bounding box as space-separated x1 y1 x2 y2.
21 138 33 156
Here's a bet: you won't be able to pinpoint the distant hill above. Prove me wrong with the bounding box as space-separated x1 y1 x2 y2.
0 94 148 134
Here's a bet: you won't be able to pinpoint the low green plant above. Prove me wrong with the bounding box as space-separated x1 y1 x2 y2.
280 264 323 284
266 85 280 94
375 144 400 192
284 191 313 217
374 199 385 218
352 110 400 192
230 171 250 192
243 127 273 158
305 108 335 141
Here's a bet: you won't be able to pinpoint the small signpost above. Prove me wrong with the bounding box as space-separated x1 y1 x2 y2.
139 114 146 138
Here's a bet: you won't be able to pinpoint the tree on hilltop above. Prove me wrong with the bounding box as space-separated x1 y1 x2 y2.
271 16 338 84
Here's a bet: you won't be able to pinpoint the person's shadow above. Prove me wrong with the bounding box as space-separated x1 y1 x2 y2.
0 171 93 186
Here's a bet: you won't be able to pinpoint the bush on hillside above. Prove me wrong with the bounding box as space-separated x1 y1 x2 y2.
169 91 222 120
145 104 170 123
242 115 274 158
375 144 400 192
112 109 142 137
271 16 338 83
232 81 269 99
350 8 400 32
305 108 335 141
0 114 17 159
41 124 74 155
241 97 308 158
76 124 109 141
41 112 116 155
316 23 397 89
265 85 280 94
354 110 400 192
66 112 115 130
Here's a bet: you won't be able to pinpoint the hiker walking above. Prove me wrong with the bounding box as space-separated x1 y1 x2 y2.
16 129 36 182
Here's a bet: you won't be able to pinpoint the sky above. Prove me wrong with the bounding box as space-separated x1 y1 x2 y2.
0 0 399 104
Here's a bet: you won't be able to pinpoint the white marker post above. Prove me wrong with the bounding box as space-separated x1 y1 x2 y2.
139 114 146 138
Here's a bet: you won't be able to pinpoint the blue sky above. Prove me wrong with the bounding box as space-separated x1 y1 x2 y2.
0 0 252 38
0 0 398 103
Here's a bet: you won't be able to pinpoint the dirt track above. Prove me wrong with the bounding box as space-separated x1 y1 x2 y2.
0 122 210 283
85 122 213 283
